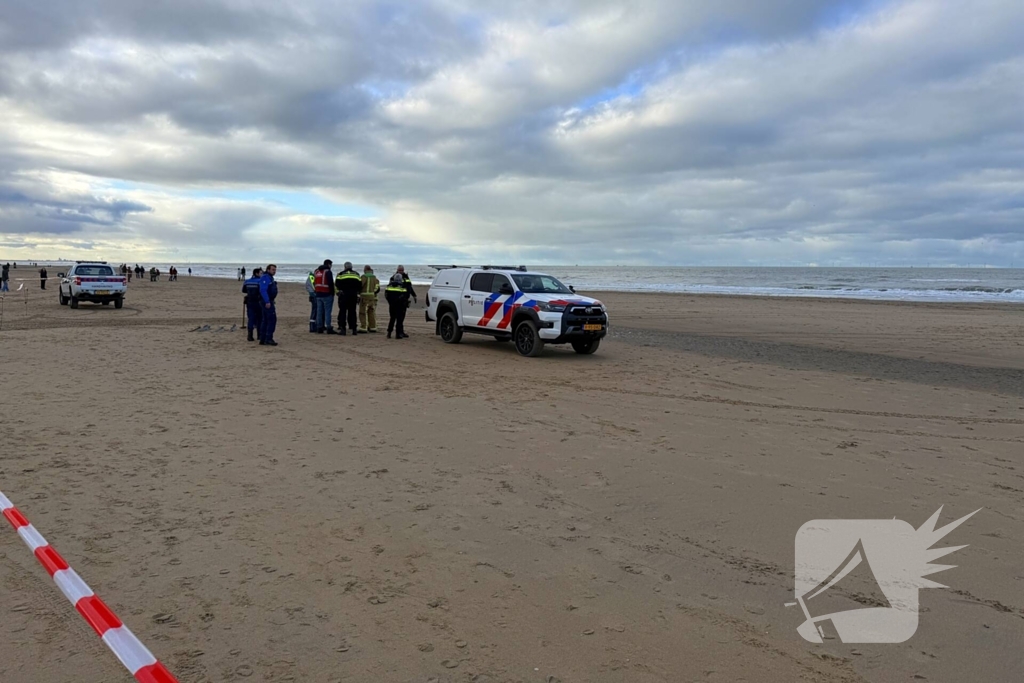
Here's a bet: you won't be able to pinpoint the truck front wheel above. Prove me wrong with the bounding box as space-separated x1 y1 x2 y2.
59 290 68 306
515 320 544 357
439 311 462 343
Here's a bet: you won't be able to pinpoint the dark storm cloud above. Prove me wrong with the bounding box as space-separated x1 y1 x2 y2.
0 0 1021 264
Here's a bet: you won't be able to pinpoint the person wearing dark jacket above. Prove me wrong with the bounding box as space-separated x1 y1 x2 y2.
385 265 418 339
242 268 263 342
258 264 279 346
334 261 362 335
39 267 48 290
312 259 336 334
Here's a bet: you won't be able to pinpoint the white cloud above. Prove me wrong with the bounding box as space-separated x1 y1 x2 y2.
0 0 1021 264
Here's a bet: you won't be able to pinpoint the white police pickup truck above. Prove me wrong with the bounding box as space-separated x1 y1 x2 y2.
426 266 607 357
58 261 127 309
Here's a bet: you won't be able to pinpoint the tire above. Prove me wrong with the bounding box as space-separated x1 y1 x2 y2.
572 338 601 355
58 289 68 306
70 294 79 309
514 319 544 357
439 311 463 344
114 297 123 309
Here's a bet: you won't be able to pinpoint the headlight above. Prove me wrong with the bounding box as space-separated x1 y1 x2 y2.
535 302 566 312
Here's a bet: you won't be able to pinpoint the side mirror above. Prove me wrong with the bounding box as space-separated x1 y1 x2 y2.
569 285 576 293
499 283 514 295
57 273 65 279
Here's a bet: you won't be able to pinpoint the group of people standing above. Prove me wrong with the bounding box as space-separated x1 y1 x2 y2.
305 260 417 339
240 261 418 347
242 265 279 345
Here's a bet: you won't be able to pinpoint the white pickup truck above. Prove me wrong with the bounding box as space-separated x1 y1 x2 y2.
58 262 127 309
426 266 608 357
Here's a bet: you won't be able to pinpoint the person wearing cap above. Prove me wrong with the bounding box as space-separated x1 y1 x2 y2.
334 261 362 336
385 265 417 339
312 259 337 334
358 265 380 333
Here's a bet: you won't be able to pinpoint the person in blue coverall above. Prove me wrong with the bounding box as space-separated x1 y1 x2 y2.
242 267 263 342
259 264 279 346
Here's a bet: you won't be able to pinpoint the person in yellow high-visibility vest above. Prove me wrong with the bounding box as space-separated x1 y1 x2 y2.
358 265 380 333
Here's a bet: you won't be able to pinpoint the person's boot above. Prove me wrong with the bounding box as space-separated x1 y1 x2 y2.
387 330 392 339
326 327 337 335
247 330 254 342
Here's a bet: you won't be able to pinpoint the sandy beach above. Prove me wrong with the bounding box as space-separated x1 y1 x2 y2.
0 274 1021 683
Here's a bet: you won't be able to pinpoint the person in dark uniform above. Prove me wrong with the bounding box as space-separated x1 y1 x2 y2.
242 267 263 342
384 266 417 339
334 261 362 335
258 264 279 346
39 267 48 290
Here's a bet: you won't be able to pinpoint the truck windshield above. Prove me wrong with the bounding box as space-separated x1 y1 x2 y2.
512 274 572 294
75 266 114 276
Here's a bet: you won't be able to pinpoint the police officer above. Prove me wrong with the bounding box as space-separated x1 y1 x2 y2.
242 267 263 342
259 264 279 346
334 261 362 335
358 265 380 333
385 266 418 339
312 259 337 334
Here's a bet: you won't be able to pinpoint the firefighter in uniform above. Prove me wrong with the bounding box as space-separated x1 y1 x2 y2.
358 265 380 333
258 264 279 346
385 266 417 339
242 267 263 342
334 261 362 335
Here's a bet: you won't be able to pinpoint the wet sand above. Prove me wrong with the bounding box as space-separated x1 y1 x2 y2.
0 275 1021 683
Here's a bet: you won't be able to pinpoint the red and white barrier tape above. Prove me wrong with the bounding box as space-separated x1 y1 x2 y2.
0 491 178 683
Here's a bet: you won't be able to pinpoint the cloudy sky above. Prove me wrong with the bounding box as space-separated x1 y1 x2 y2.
1 0 1021 266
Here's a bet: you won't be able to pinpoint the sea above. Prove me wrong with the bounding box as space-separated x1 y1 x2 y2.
16 262 1024 304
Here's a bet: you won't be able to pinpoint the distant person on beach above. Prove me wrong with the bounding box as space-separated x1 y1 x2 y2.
39 267 47 290
358 265 380 333
188 267 192 277
312 259 336 334
305 271 317 333
335 261 361 335
385 268 414 339
238 267 245 281
243 267 263 342
1 263 9 292
258 264 279 346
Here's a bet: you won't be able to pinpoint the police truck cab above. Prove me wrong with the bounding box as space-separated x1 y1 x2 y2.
426 266 607 357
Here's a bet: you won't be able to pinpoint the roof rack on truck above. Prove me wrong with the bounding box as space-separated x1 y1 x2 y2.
481 265 528 272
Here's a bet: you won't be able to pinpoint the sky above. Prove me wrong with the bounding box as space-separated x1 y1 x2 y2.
0 0 1022 266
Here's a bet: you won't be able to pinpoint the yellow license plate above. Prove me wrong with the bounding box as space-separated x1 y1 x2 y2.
96 290 110 295
583 323 603 331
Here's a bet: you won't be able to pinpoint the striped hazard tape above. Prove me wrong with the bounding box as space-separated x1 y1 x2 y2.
0 490 178 683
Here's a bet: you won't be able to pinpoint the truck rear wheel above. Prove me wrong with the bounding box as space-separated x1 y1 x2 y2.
439 311 462 343
514 320 544 357
572 339 601 355
114 297 123 309
70 295 79 309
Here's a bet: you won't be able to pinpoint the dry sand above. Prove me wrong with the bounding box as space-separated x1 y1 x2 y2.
0 274 1021 683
